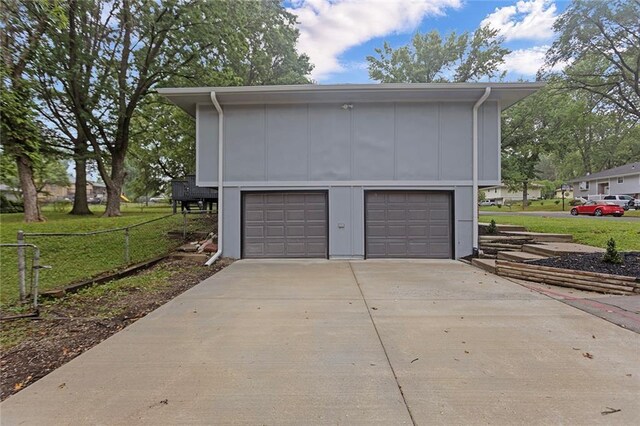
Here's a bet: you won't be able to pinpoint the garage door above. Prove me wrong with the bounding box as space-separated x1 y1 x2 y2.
243 192 328 258
365 191 452 258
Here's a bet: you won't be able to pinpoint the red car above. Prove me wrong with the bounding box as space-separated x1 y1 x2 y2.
571 201 625 217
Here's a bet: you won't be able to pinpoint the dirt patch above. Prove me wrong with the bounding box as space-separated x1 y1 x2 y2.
528 252 640 278
0 258 232 401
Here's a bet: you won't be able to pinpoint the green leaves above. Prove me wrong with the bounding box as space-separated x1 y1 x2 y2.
544 0 640 119
366 26 509 83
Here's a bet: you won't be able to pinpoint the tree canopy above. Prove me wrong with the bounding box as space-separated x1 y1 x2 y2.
367 26 509 83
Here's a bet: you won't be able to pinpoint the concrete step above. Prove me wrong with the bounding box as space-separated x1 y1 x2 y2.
497 251 547 262
472 258 497 273
479 223 527 232
502 231 573 243
522 242 604 257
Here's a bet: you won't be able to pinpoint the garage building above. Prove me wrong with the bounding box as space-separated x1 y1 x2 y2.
159 83 542 260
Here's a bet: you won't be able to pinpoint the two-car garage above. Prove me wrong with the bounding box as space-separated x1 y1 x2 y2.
241 190 452 259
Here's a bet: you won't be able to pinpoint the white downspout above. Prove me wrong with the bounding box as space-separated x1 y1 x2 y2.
472 87 492 256
205 92 224 266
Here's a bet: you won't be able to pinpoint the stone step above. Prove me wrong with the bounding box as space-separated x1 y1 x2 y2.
497 251 548 262
479 235 533 242
502 231 573 243
168 252 210 261
471 258 497 273
522 242 605 257
479 223 527 232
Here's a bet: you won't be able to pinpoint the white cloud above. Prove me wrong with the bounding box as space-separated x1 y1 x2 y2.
288 0 462 81
481 0 558 41
501 46 549 76
500 44 567 76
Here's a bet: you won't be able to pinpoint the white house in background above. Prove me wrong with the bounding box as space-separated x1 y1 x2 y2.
481 183 543 204
571 162 640 199
554 186 574 199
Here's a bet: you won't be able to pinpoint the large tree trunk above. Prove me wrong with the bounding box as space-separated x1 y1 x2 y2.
522 181 529 211
16 154 44 222
103 154 126 217
70 142 92 215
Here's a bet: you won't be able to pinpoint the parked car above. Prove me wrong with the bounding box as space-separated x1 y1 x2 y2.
570 201 624 217
601 194 636 210
88 197 103 205
479 200 496 206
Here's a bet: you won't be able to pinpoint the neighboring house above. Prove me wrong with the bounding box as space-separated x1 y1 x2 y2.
90 181 107 198
571 162 640 199
0 184 19 202
481 183 543 205
554 187 574 199
39 183 70 201
159 83 541 259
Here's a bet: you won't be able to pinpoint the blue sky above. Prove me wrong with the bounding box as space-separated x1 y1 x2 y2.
286 0 570 83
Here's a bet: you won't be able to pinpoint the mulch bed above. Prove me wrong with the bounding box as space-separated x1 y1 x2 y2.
0 258 232 401
528 252 640 278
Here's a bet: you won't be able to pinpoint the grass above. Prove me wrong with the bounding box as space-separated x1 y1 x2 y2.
0 258 218 352
0 204 211 307
480 198 640 216
482 214 640 252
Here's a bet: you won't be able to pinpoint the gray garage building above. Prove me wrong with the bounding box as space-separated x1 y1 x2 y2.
159 83 542 261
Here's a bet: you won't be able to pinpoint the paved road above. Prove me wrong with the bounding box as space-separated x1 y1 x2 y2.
2 260 639 424
481 210 640 222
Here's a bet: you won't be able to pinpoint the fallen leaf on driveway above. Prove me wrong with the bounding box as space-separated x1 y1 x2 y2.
410 358 419 363
583 352 594 359
601 407 621 415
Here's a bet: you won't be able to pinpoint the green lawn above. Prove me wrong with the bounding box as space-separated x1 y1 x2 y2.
0 204 211 308
480 199 640 216
482 215 640 252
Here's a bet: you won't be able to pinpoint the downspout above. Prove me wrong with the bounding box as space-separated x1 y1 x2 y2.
205 92 224 266
472 87 492 256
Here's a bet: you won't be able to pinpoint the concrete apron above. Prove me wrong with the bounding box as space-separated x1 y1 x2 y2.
1 260 639 425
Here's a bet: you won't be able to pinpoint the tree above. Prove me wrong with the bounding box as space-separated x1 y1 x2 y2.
35 0 312 217
545 0 640 119
367 26 509 83
501 88 557 209
127 1 312 198
0 0 63 222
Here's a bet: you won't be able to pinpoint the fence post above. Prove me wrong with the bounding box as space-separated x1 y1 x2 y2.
17 230 26 303
124 227 130 264
32 246 40 310
183 212 187 240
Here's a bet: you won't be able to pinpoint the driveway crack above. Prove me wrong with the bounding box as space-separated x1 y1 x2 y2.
348 262 417 426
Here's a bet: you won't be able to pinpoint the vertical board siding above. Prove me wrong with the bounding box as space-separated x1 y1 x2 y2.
197 101 499 185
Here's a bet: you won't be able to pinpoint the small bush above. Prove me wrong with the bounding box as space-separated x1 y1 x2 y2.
496 204 502 208
486 219 497 234
602 238 623 264
554 200 560 205
540 201 544 206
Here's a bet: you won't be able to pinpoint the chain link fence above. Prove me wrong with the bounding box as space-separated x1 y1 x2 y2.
1 212 216 310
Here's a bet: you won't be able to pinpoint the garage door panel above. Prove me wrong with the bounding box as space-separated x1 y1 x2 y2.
243 192 327 258
366 191 451 258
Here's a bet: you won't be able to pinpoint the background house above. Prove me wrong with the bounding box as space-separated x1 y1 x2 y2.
571 162 640 199
554 186 574 199
481 183 543 204
160 83 541 260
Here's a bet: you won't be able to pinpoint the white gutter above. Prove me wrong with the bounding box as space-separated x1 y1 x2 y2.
472 87 492 256
205 92 224 266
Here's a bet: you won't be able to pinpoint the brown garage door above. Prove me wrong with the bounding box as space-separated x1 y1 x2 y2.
365 191 452 258
242 192 328 258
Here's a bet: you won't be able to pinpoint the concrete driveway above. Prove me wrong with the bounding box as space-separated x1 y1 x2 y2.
2 260 639 425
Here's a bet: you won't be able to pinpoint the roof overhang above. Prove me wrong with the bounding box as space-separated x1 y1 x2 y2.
157 82 545 117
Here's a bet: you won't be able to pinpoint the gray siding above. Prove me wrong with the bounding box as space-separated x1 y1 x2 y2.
197 101 500 185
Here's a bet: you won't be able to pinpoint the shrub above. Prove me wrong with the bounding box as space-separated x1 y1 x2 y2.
486 219 497 234
602 238 623 264
540 201 544 205
496 204 502 208
554 200 560 205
